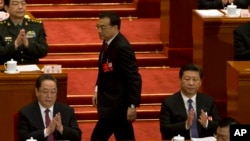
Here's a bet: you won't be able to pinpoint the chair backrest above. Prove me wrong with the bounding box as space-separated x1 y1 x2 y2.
13 113 19 141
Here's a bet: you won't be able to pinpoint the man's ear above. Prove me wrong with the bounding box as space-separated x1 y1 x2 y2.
4 5 8 12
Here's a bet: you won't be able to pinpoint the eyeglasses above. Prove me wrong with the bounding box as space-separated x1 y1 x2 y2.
11 1 26 7
96 25 112 30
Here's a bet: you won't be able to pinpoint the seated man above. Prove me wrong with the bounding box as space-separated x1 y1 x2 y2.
160 63 221 140
0 0 48 64
18 74 82 141
197 0 248 9
215 117 239 141
233 22 250 60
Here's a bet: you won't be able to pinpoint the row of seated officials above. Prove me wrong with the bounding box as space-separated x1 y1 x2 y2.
0 0 247 141
16 65 239 141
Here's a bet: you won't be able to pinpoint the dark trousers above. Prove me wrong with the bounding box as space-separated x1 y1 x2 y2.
91 118 135 141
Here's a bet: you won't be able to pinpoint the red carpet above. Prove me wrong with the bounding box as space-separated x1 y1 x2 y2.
42 18 160 44
64 67 180 95
79 120 161 141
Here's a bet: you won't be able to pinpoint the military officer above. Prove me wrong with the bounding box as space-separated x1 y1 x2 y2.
0 0 48 64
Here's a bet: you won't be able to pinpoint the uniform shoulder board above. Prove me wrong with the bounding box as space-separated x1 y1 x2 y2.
27 19 42 24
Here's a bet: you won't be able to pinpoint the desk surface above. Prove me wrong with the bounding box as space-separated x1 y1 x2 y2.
227 61 250 71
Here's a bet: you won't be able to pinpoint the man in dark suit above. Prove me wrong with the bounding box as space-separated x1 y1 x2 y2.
160 63 221 140
198 0 248 9
233 22 250 60
18 74 82 141
91 11 142 141
0 0 48 64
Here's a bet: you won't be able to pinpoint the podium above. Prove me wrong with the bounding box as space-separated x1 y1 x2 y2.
227 61 250 124
0 65 68 141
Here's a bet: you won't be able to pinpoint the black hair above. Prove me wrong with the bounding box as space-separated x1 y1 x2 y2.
218 117 240 128
35 74 58 89
98 11 121 30
179 63 203 79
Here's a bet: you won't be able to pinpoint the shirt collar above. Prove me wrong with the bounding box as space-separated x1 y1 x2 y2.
180 91 197 104
38 102 54 113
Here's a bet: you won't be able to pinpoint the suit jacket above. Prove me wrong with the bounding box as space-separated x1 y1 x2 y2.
198 0 248 9
96 32 142 119
0 18 48 64
160 92 221 140
234 22 250 60
18 101 82 141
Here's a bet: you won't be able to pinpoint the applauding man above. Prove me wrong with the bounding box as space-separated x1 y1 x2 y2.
0 0 48 64
18 74 82 141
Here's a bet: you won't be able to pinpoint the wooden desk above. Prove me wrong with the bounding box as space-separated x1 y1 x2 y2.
227 61 250 124
192 9 250 118
0 65 68 141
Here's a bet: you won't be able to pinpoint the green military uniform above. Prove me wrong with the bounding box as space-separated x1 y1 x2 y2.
0 18 48 64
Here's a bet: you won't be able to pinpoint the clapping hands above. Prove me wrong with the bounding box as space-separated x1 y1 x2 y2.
15 29 29 49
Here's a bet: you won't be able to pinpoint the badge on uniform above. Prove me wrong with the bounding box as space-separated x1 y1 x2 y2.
102 59 113 72
4 36 12 43
26 30 36 38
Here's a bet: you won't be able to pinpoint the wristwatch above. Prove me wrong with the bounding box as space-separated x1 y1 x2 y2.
130 104 135 109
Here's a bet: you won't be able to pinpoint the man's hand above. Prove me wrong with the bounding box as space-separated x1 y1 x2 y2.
186 109 195 129
92 92 97 107
46 118 57 135
55 112 63 134
127 107 136 122
20 29 29 47
14 31 23 49
14 29 29 49
229 0 234 4
198 109 208 128
222 0 229 5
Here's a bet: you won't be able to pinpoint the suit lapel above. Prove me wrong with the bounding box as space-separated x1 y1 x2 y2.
33 102 45 128
175 92 187 116
195 94 202 116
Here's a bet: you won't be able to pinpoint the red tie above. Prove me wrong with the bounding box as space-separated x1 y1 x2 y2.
45 109 54 141
104 42 108 52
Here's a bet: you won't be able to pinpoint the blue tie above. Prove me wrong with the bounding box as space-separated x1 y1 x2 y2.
188 99 199 138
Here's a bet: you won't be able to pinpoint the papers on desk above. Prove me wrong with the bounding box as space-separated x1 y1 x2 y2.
195 10 224 17
191 136 216 141
17 64 40 72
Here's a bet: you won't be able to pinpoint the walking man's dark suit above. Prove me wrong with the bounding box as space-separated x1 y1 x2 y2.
18 101 82 141
91 11 142 141
234 22 250 60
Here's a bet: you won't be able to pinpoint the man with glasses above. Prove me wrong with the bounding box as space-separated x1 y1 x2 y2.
0 0 48 64
91 11 142 141
18 74 82 141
